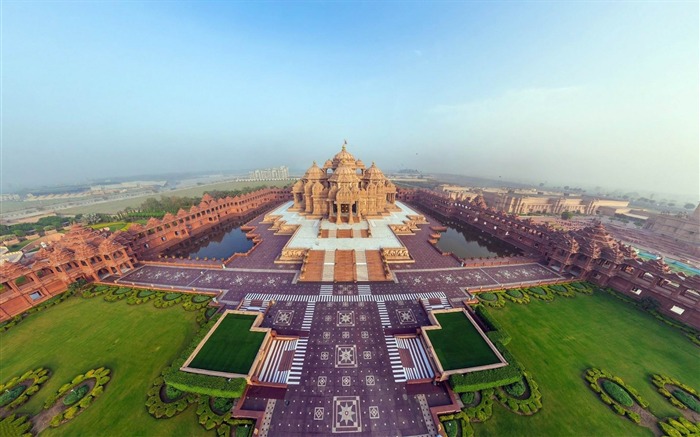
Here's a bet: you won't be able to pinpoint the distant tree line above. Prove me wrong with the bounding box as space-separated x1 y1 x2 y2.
0 216 71 237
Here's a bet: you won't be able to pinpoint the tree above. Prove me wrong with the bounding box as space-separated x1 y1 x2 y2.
561 211 574 220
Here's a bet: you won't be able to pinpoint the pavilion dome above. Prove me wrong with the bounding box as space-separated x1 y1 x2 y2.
364 162 385 180
329 164 360 183
303 161 325 180
332 143 357 167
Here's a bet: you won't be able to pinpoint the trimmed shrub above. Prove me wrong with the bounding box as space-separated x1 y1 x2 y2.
444 419 458 437
651 374 699 411
192 295 211 303
460 391 476 406
0 385 26 407
0 414 32 437
672 390 700 413
524 286 554 301
479 292 497 301
212 397 236 413
505 380 526 398
602 380 634 407
62 384 90 406
164 292 182 302
165 371 246 399
145 376 195 419
165 385 183 401
138 290 156 298
0 367 51 410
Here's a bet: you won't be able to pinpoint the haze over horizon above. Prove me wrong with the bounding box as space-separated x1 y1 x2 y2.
2 2 698 198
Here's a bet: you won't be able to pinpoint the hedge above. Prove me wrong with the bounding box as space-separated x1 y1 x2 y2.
460 391 476 406
463 388 495 422
658 417 700 436
477 292 506 308
505 380 526 398
449 340 522 392
0 367 51 410
439 412 475 437
602 380 633 407
523 286 554 301
474 305 511 345
0 414 32 437
651 374 699 411
549 284 575 297
45 367 111 428
164 371 246 399
145 375 196 419
672 390 700 413
495 372 543 415
63 384 90 406
584 368 649 424
570 281 594 294
503 289 530 304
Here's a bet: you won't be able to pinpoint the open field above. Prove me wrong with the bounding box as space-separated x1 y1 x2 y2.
189 313 265 374
7 180 291 216
0 296 210 436
475 291 700 437
428 312 500 370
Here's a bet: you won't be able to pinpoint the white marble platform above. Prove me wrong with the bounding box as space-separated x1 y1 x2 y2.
267 201 418 250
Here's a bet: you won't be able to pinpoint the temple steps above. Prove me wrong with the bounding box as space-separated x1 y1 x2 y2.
333 250 355 282
298 249 393 282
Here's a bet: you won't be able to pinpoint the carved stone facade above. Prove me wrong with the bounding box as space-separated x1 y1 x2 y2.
400 188 700 329
291 143 398 223
0 188 290 320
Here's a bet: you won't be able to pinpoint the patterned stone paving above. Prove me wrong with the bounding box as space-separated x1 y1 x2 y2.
105 204 570 436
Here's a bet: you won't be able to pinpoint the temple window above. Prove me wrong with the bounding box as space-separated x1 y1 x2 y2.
670 306 685 315
29 291 42 301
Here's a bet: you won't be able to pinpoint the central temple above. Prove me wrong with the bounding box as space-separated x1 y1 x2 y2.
290 142 399 223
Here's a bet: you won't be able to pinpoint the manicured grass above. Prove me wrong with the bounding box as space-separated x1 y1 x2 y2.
189 314 265 375
475 291 700 437
0 296 210 436
427 312 501 370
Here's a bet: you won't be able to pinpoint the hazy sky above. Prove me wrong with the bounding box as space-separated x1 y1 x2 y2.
2 2 698 198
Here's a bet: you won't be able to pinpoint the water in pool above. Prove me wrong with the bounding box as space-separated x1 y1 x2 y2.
178 224 254 259
436 221 522 259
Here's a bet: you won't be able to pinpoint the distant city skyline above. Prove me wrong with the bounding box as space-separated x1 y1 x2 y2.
2 2 698 198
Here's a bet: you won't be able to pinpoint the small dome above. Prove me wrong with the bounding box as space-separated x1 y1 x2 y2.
303 161 325 179
329 164 360 183
332 142 357 167
364 161 385 180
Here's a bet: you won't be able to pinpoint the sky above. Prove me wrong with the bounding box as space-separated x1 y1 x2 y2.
2 1 698 198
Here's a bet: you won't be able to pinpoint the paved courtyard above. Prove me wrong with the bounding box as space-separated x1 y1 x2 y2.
107 205 566 436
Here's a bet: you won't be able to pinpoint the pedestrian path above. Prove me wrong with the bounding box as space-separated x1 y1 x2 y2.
320 284 334 296
420 296 451 312
377 300 390 327
242 291 447 303
287 338 308 385
357 284 371 295
385 335 407 383
258 339 297 384
301 301 316 331
239 298 271 312
396 337 435 380
322 251 335 282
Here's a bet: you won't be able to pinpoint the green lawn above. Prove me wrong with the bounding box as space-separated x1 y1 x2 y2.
189 313 265 374
428 312 501 370
474 291 700 437
0 297 211 436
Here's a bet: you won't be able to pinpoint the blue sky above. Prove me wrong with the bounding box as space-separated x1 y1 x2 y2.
2 1 698 198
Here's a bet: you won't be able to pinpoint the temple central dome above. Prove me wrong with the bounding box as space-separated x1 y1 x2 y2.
291 142 398 223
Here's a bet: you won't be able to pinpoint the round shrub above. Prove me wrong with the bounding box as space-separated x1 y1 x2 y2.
0 385 26 407
460 391 475 405
63 384 90 406
114 287 132 295
164 293 181 302
165 385 183 401
529 287 546 296
192 295 210 303
506 380 526 398
602 380 634 407
506 289 523 298
672 390 700 413
479 293 497 301
137 290 155 298
212 396 235 413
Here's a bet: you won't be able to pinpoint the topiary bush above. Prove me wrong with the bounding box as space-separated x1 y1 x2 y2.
523 286 554 301
0 367 51 410
549 284 575 297
0 414 32 437
145 376 195 419
651 374 699 411
602 380 634 407
460 391 476 406
505 380 526 398
63 384 90 406
45 367 111 428
672 390 700 413
0 385 27 407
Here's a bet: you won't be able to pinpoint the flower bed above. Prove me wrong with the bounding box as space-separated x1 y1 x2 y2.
145 375 195 419
476 292 506 308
